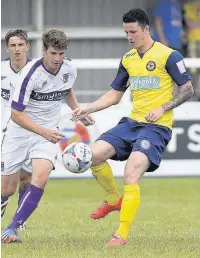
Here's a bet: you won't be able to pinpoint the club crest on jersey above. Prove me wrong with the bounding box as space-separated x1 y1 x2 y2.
63 73 69 83
146 61 156 71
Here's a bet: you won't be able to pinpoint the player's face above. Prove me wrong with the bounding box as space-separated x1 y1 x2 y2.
7 36 29 61
123 22 148 50
43 46 66 72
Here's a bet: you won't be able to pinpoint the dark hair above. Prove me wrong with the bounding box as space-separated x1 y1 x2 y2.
5 29 28 46
42 29 68 50
123 8 150 29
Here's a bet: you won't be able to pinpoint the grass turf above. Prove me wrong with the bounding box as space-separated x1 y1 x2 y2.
1 178 200 258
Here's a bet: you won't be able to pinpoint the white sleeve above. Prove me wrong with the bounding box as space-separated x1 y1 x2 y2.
11 58 42 111
67 60 78 88
70 66 77 88
11 78 34 111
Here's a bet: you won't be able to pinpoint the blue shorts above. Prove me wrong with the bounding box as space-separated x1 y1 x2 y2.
98 117 172 172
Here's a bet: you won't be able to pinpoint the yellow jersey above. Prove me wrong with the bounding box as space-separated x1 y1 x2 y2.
111 42 191 129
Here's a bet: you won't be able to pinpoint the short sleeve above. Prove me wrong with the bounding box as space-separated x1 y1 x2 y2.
11 58 42 111
63 59 77 89
165 51 191 86
110 60 129 92
68 64 77 89
11 78 35 111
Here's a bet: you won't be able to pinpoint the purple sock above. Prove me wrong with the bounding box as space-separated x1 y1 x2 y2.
7 184 44 230
18 188 26 207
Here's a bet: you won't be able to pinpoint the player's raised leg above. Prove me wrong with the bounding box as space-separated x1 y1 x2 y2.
105 151 150 246
1 159 52 243
90 140 122 219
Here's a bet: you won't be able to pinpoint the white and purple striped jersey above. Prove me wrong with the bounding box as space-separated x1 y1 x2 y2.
11 57 77 129
1 58 31 132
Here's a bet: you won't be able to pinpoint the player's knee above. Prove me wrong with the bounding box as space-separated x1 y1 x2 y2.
1 175 18 197
124 152 150 184
92 158 105 167
91 149 106 166
124 164 143 185
1 185 16 197
31 174 48 189
124 172 141 185
91 142 113 167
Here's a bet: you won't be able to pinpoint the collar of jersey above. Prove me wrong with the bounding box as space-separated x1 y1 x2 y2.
41 59 63 76
137 41 155 59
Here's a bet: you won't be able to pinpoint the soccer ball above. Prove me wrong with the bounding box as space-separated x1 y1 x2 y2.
62 142 93 173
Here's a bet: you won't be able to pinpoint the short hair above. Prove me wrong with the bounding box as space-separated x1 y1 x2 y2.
5 29 28 46
42 29 68 50
123 8 150 29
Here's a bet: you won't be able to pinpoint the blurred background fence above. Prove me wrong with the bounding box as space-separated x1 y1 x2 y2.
2 0 200 103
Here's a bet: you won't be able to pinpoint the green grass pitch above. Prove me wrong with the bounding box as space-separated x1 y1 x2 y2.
1 178 200 258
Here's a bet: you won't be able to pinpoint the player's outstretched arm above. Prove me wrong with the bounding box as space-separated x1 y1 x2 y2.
65 88 95 126
72 89 124 122
11 109 64 143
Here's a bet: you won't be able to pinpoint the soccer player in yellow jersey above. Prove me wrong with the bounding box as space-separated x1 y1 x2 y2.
72 8 194 246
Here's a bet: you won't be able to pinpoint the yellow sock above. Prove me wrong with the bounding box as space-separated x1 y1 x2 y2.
91 162 121 205
116 184 140 240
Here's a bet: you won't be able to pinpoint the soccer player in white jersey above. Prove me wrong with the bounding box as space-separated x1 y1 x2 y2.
1 29 94 243
1 29 32 227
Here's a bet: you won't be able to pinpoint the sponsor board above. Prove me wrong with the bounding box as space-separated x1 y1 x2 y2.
164 121 200 159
